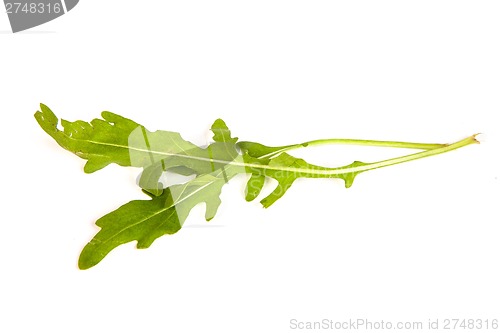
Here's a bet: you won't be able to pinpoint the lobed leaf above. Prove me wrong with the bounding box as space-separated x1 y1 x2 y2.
79 170 233 269
35 105 478 268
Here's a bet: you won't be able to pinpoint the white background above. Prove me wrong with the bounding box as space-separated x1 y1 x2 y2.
1 1 499 332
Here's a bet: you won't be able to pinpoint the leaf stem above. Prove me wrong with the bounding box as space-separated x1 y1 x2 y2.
350 134 480 174
258 138 447 159
241 135 479 177
300 138 447 150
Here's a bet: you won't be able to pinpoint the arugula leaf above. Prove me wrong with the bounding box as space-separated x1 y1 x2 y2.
242 153 368 207
79 189 182 270
79 171 232 269
77 117 241 269
34 103 216 174
35 104 479 269
35 104 144 173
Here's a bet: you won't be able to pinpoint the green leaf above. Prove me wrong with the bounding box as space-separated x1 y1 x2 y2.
35 104 143 173
240 149 369 205
243 153 367 207
79 170 233 269
78 189 181 270
211 118 238 145
78 119 242 269
34 103 207 173
35 105 479 268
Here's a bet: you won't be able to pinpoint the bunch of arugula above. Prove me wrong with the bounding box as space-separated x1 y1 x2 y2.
35 104 479 269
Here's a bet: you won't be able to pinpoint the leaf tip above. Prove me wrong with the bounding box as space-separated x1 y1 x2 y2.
83 160 105 173
344 179 354 188
213 118 226 125
472 133 482 144
78 260 92 270
259 198 273 209
78 248 99 270
34 103 58 127
211 118 238 143
245 194 255 202
101 111 119 122
204 203 220 221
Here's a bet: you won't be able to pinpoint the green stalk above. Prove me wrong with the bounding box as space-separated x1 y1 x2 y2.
242 135 479 177
350 134 479 174
298 138 446 150
257 138 446 159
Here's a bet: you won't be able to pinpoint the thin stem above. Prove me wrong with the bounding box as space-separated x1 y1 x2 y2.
349 134 479 174
241 135 479 177
258 138 447 159
301 138 446 150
